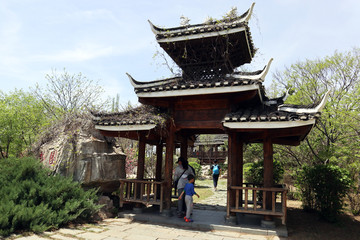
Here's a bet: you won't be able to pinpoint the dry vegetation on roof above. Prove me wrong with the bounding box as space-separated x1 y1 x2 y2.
31 112 107 157
93 105 169 128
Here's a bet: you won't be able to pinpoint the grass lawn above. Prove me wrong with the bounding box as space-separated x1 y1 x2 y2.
172 178 227 205
194 178 226 203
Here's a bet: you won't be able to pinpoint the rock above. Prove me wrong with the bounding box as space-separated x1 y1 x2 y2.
35 115 126 193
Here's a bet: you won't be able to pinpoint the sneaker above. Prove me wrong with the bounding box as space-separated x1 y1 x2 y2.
185 218 193 222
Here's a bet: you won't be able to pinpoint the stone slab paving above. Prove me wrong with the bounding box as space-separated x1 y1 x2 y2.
57 228 86 235
7 180 286 240
7 218 283 240
50 233 79 240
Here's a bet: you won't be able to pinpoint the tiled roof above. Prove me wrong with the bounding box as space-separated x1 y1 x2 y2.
92 84 329 131
92 105 168 128
148 3 256 77
132 75 263 95
223 105 321 123
149 3 254 43
194 134 228 146
223 91 330 127
129 59 273 96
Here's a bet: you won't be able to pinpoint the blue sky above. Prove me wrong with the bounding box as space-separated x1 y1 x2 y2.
1 0 359 106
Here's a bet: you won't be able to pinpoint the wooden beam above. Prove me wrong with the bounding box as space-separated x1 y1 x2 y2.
175 120 224 130
180 136 188 160
98 129 165 145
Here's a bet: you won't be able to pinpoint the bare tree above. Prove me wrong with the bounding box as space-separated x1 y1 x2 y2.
34 69 105 118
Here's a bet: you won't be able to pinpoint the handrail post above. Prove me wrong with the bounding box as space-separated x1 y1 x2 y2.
160 182 164 212
147 183 151 202
253 189 257 210
272 191 276 213
119 181 124 208
244 189 248 210
262 190 266 210
226 187 230 217
235 189 239 209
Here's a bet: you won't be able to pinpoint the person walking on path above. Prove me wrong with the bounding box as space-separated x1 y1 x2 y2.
178 174 199 222
210 160 221 191
174 157 195 217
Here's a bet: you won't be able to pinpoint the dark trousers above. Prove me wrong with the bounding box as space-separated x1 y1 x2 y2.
213 174 220 188
177 188 186 215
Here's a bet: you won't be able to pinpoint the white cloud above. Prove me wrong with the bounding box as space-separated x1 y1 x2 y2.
33 44 114 62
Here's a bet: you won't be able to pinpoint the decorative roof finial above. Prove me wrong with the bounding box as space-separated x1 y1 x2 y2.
180 15 191 26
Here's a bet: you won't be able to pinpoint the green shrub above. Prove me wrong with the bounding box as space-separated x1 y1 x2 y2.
243 159 284 184
219 162 228 173
347 188 360 216
295 164 353 222
0 157 100 237
189 160 201 179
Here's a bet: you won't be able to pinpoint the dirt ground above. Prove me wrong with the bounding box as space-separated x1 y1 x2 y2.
286 200 360 240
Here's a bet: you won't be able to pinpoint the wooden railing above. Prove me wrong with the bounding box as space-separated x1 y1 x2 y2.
119 179 165 212
227 184 288 225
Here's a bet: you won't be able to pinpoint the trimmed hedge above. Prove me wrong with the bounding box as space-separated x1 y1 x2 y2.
0 157 100 237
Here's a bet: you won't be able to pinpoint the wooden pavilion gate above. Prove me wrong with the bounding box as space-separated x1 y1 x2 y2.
93 3 326 226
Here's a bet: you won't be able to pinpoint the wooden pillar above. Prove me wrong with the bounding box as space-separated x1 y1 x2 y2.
227 133 244 218
236 140 244 204
137 132 146 180
135 132 146 208
263 137 274 220
180 135 188 160
227 132 238 216
155 144 163 181
164 123 175 210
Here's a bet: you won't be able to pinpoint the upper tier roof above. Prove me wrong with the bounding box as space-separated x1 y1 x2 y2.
128 58 273 102
149 3 256 79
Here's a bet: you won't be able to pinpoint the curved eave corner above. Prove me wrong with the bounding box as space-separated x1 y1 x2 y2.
127 73 178 88
243 2 255 23
148 2 255 36
229 58 273 82
148 20 161 35
95 124 157 132
264 88 290 106
278 90 331 114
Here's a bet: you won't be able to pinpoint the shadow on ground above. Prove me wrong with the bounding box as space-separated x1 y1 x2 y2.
286 207 360 240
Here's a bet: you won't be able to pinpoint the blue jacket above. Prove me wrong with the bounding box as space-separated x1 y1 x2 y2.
183 183 197 196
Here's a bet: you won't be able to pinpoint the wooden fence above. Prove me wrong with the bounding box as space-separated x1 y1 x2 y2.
227 183 288 225
119 179 164 212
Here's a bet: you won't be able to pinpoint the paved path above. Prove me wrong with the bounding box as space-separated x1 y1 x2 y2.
8 180 285 240
195 178 227 211
12 218 281 240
